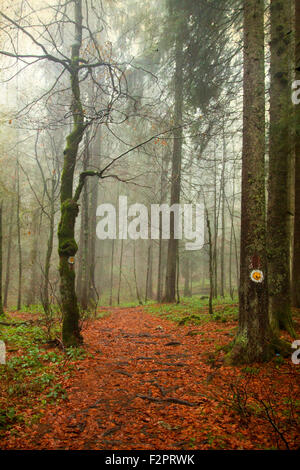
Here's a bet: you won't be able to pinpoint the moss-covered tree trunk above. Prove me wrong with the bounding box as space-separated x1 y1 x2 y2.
267 0 295 336
231 0 274 363
292 0 300 307
58 0 85 347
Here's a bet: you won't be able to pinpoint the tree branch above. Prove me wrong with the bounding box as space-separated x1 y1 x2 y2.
73 121 195 202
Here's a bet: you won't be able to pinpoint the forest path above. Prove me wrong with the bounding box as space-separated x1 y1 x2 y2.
3 306 299 450
11 306 231 450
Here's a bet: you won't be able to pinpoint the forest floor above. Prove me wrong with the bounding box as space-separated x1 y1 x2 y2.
0 301 300 450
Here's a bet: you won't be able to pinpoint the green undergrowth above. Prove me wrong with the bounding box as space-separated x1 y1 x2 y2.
10 304 60 315
99 297 157 308
0 317 89 433
145 295 239 326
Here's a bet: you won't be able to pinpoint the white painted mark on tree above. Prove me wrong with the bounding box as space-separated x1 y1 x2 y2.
250 269 264 283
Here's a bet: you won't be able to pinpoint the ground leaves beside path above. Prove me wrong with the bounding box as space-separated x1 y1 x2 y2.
1 306 299 450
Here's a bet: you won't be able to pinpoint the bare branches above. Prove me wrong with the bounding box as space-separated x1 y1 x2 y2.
73 121 196 202
100 122 194 176
0 10 71 69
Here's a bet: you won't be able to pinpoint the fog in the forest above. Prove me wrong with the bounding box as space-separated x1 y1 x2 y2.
0 0 242 309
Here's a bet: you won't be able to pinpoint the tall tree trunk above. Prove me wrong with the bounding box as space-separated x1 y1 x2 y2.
183 255 191 297
229 217 233 300
213 150 218 298
0 202 4 316
292 0 300 307
117 238 124 305
109 239 115 306
190 257 193 295
76 211 84 298
232 0 275 363
156 154 167 302
206 209 213 316
164 31 184 302
43 177 55 314
147 241 153 299
156 150 169 302
26 209 39 306
4 197 14 308
157 212 163 302
80 138 90 311
267 0 295 336
133 242 142 305
88 141 100 305
176 250 180 303
58 0 85 347
228 165 237 299
145 243 151 303
220 127 226 298
16 159 22 311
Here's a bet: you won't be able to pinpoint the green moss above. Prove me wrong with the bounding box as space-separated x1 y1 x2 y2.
224 331 291 365
57 198 82 347
58 199 79 257
58 238 78 257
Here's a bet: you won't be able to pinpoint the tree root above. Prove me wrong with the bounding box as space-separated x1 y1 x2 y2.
136 394 201 407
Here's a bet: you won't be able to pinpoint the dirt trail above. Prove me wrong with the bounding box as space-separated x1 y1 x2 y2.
3 307 299 450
